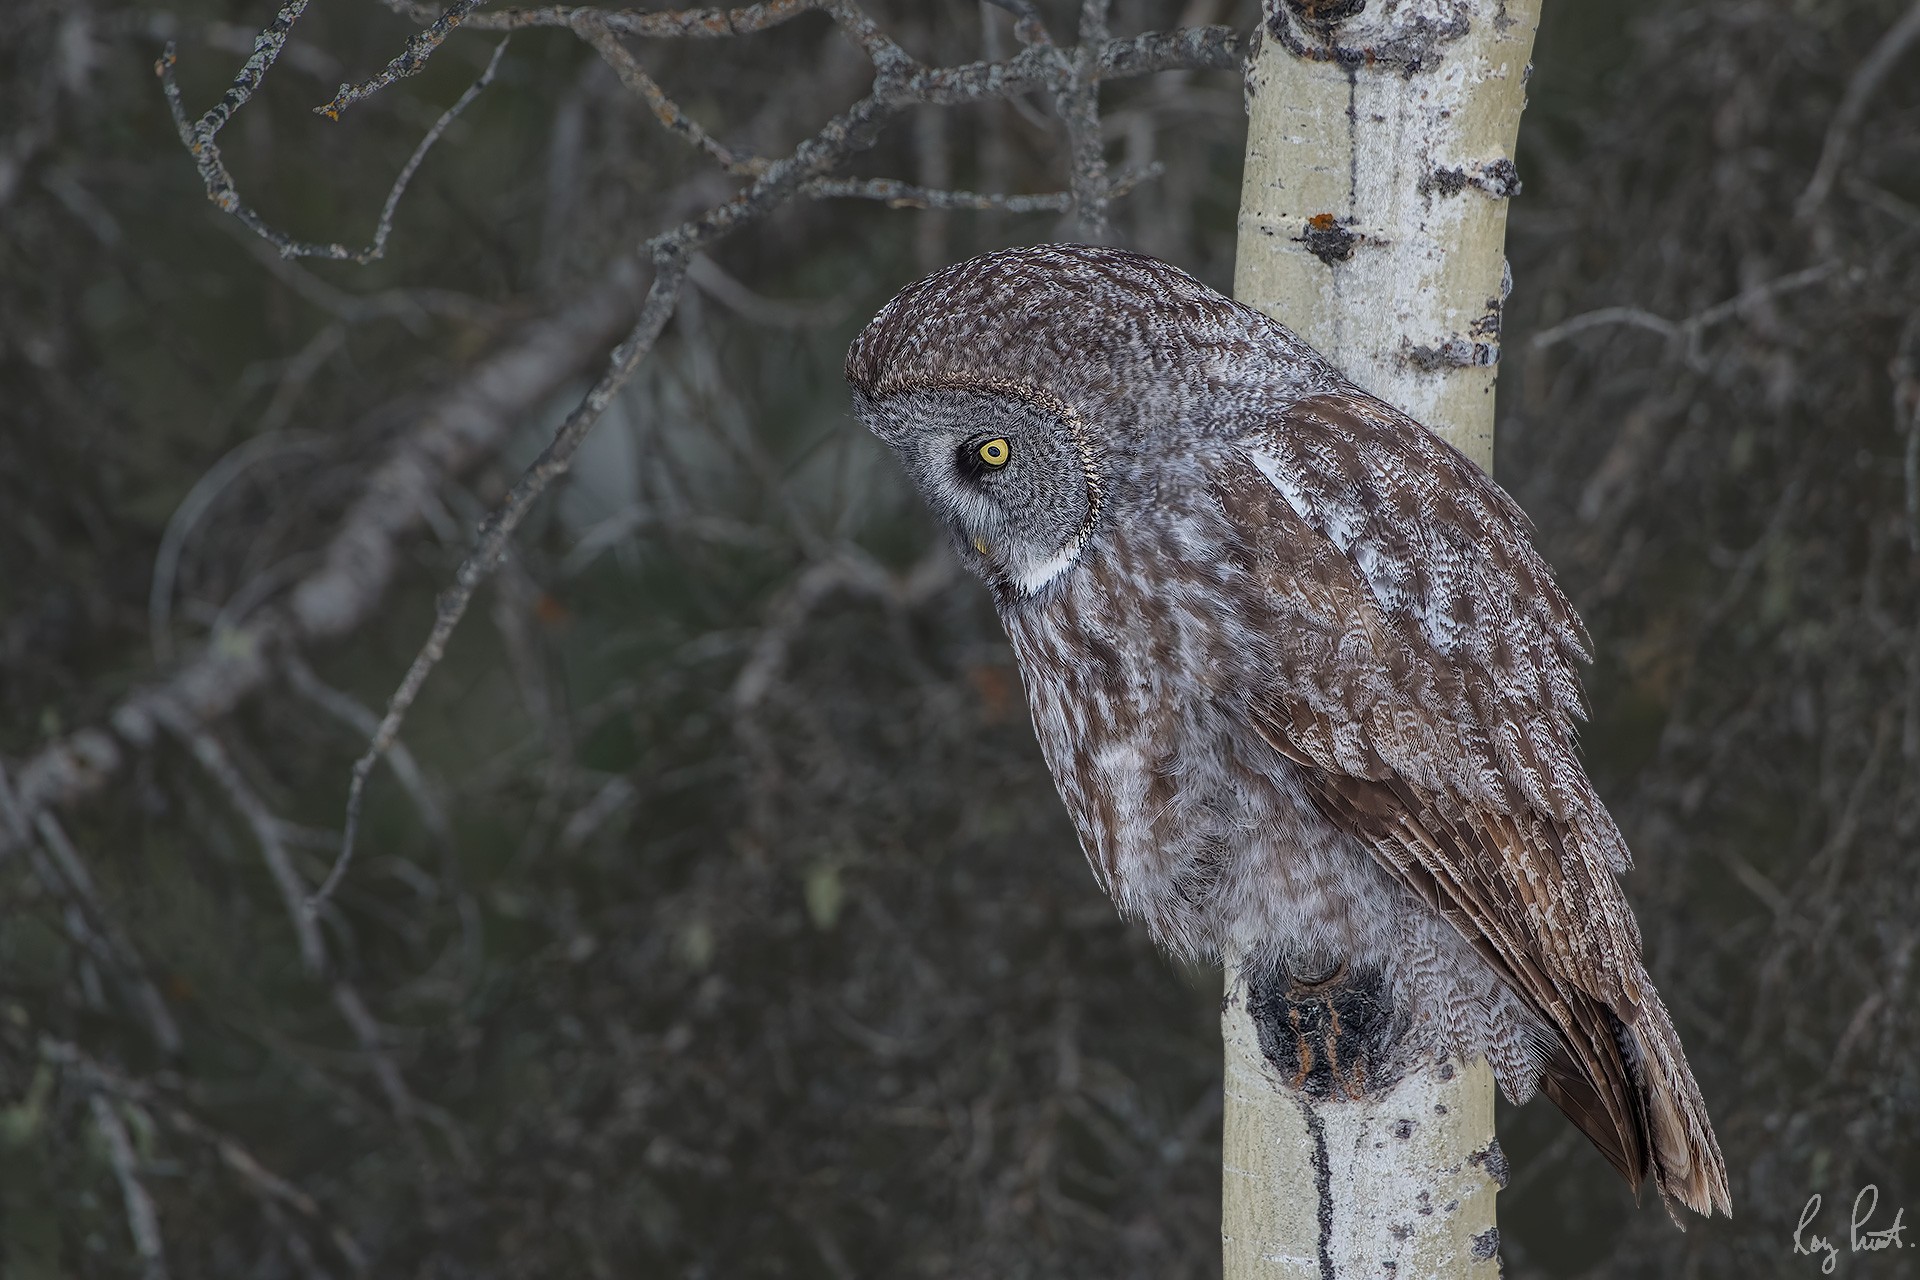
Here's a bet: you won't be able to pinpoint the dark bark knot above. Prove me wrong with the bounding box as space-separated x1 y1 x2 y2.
1297 213 1360 266
1286 0 1369 26
1268 0 1472 75
1421 158 1522 200
1402 335 1499 370
1469 1138 1511 1189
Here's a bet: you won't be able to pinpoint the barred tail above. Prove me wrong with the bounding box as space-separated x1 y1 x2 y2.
1626 989 1732 1220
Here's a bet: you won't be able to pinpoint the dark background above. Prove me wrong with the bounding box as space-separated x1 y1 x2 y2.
1 0 1916 1275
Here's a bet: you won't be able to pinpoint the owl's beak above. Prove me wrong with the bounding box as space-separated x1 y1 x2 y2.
971 535 992 557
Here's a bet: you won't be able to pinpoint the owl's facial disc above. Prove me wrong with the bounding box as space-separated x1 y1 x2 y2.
858 387 1097 597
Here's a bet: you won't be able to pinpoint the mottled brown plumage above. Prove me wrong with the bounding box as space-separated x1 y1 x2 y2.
848 243 1730 1220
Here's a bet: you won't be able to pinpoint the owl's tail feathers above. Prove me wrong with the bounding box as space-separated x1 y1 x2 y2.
1623 990 1733 1221
1537 1019 1646 1196
1537 988 1731 1225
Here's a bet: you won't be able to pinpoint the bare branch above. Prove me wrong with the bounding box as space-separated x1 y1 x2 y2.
195 0 314 139
158 28 509 261
1059 0 1113 239
119 703 428 1128
281 650 450 846
315 23 1239 907
316 0 489 119
0 766 183 1054
817 0 917 78
579 20 765 173
1529 305 1680 348
985 0 1054 47
91 1093 170 1280
330 981 419 1121
808 176 1072 212
383 0 822 38
686 253 851 326
37 816 186 1055
50 1038 369 1273
1796 0 1920 220
2 263 641 854
314 262 689 914
160 707 327 975
150 433 330 664
361 37 512 257
805 161 1162 212
1530 262 1839 367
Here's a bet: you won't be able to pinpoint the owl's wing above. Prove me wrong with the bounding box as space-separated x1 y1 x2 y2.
1220 388 1729 1219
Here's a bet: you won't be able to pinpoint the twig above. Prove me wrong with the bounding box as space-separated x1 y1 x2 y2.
358 37 512 260
817 0 916 77
384 0 820 38
579 20 764 173
0 766 183 1054
330 981 418 1121
686 253 851 326
36 813 185 1055
1531 262 1838 367
805 162 1161 212
314 262 690 915
160 707 327 975
150 433 329 664
813 175 1075 211
316 0 489 119
158 28 509 261
281 650 450 845
1059 0 1113 239
91 1093 170 1280
112 701 430 1129
48 1038 369 1273
195 0 313 139
1796 0 1920 220
231 229 502 326
1892 311 1920 556
984 0 1053 48
1528 304 1679 348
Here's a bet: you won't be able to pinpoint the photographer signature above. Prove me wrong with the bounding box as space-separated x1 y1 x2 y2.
1793 1185 1907 1273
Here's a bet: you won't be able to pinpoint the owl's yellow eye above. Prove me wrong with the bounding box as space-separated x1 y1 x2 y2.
975 437 1012 468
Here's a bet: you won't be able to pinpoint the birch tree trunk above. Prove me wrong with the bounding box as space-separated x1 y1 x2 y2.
1226 2 1541 1276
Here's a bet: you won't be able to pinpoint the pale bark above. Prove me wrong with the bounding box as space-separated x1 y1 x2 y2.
1222 968 1502 1278
1234 0 1540 469
1226 1 1540 1275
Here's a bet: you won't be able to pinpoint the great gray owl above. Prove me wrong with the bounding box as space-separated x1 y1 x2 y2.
846 243 1729 1220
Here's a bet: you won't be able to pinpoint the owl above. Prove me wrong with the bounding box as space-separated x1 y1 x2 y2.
846 243 1729 1220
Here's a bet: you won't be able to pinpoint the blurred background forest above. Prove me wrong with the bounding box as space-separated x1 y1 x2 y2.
2 0 1917 1276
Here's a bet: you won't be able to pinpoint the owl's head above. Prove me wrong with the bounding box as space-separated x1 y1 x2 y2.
853 380 1102 597
848 243 1334 599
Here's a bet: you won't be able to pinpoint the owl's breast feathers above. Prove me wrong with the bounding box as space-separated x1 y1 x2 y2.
1007 386 1730 1221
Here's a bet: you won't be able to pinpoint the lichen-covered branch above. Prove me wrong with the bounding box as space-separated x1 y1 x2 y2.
316 0 489 119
